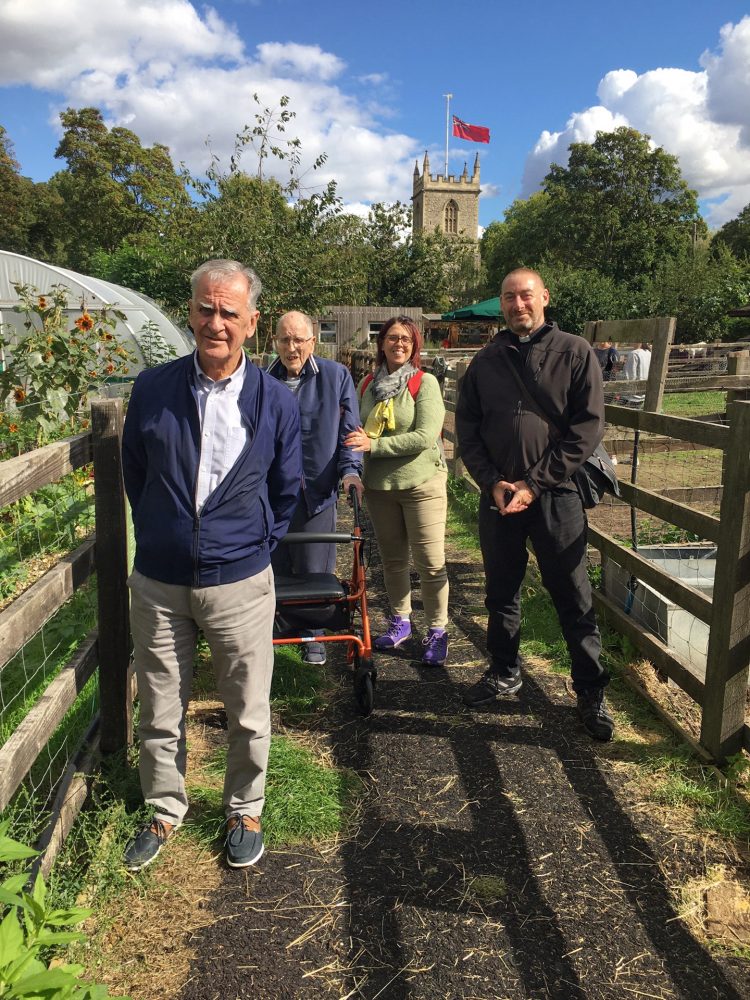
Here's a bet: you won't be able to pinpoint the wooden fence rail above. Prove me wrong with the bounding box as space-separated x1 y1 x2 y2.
0 399 131 861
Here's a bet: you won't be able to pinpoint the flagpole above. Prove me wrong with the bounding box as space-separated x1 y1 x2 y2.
443 93 452 178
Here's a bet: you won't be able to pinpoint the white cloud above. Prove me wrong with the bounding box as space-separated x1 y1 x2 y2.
0 0 421 208
521 15 750 226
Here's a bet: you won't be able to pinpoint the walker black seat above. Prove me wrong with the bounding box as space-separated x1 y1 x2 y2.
274 573 346 602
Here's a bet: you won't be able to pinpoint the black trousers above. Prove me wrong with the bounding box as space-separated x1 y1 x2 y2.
478 489 608 693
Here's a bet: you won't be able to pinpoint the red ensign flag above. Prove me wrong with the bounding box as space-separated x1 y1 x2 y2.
452 115 490 144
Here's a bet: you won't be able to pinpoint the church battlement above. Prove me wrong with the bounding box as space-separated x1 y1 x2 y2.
412 151 480 241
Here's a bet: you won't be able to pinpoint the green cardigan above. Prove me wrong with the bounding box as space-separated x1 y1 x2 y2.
357 371 447 490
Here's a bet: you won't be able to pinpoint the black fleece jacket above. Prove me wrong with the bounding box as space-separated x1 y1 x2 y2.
455 323 604 495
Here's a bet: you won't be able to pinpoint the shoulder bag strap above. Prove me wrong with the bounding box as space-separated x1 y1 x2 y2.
495 347 565 436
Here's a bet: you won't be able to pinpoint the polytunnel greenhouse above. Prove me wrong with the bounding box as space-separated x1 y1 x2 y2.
0 250 193 374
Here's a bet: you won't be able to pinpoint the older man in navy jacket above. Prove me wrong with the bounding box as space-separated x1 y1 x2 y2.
267 311 363 664
122 260 301 872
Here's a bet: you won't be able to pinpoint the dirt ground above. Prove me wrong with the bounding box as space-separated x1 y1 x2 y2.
162 508 750 1000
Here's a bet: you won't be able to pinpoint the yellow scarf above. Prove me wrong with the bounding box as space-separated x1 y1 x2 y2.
364 398 395 438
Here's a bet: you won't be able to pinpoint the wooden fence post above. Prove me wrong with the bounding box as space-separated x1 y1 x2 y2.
726 350 750 410
700 399 750 760
452 361 468 480
644 316 675 413
91 399 132 754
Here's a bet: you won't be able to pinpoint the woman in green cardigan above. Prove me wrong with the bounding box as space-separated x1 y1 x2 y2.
344 316 449 666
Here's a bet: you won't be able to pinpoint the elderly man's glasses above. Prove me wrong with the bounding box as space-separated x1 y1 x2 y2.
384 334 413 345
275 336 314 349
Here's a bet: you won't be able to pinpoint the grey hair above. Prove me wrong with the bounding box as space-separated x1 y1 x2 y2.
276 310 314 338
190 259 262 310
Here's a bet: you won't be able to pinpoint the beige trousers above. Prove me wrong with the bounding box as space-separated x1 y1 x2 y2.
128 566 275 826
365 472 449 629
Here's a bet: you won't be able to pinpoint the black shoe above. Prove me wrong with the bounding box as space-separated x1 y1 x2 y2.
463 668 522 706
123 818 174 871
226 814 264 868
301 641 326 665
577 688 614 741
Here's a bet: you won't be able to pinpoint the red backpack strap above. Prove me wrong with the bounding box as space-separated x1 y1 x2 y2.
407 370 424 399
360 370 423 400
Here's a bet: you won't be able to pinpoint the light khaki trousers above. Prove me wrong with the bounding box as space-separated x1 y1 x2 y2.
365 472 449 629
128 567 275 826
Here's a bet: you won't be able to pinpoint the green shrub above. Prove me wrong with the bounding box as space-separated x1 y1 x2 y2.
0 821 128 998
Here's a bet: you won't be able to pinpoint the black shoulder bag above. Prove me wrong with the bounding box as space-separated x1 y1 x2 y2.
497 348 621 509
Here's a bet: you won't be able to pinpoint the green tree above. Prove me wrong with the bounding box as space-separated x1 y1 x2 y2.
543 127 703 283
714 202 750 260
49 107 188 269
0 125 35 254
538 260 629 335
631 244 750 342
362 202 479 310
481 191 552 291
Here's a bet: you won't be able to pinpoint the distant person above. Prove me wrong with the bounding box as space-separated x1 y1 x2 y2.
267 311 363 664
455 268 614 741
624 343 651 381
345 316 450 666
593 340 618 381
122 259 302 871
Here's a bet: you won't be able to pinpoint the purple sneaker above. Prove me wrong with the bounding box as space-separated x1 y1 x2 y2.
374 615 412 650
422 628 448 666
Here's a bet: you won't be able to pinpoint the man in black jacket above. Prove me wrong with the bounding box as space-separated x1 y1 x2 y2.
455 268 613 740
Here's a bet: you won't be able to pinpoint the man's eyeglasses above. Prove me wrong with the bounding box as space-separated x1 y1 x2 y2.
384 335 413 345
275 336 314 349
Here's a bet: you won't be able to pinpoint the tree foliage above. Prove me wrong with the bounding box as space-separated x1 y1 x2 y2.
48 107 189 270
714 201 750 260
482 127 704 293
542 127 703 283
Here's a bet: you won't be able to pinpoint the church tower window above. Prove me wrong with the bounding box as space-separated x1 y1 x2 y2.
444 200 458 234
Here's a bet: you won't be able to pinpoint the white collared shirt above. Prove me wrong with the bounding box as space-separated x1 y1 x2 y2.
192 352 249 513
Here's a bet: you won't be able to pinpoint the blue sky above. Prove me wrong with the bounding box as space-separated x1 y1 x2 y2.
2 0 750 231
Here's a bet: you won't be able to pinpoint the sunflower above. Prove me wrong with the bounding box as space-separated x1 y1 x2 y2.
9 423 18 433
75 313 95 332
13 387 26 403
38 296 47 309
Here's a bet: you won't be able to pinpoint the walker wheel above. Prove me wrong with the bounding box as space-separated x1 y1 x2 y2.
353 659 376 717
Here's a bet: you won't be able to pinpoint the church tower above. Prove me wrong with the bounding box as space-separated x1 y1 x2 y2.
412 151 480 242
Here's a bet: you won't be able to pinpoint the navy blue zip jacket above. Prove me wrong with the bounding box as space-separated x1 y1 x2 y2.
266 354 362 516
123 353 302 587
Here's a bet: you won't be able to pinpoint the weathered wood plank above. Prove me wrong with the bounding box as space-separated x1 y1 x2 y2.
0 633 98 813
593 590 705 704
616 482 721 542
91 400 132 754
700 400 750 758
0 538 96 674
603 405 730 448
587 525 713 624
586 316 676 345
0 433 92 508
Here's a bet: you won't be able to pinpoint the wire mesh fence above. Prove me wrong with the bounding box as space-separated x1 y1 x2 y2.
587 412 725 690
0 398 100 844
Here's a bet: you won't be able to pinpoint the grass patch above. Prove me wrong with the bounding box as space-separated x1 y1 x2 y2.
188 735 363 847
446 475 481 550
466 874 508 904
270 645 328 721
661 390 726 418
192 637 328 723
